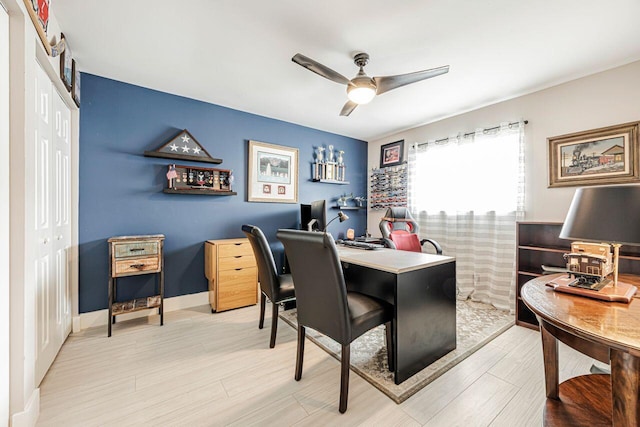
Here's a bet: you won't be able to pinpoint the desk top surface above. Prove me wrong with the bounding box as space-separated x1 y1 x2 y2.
108 234 165 243
336 246 454 274
522 274 640 356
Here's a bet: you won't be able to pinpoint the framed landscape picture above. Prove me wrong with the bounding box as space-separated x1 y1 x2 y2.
71 59 80 107
548 121 639 188
247 140 298 203
380 140 404 168
60 33 72 91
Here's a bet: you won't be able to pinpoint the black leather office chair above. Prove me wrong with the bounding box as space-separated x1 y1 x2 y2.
242 225 296 348
379 207 442 254
276 229 393 413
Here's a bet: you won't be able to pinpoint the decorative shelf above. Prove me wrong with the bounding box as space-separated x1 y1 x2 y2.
370 163 407 209
331 206 364 210
112 295 162 316
312 179 350 185
164 164 234 195
163 189 237 196
144 129 222 164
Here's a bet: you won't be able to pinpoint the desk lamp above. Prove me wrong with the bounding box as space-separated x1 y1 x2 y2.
324 211 349 233
560 185 640 287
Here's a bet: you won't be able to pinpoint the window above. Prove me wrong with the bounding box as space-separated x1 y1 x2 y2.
409 122 524 214
406 121 525 311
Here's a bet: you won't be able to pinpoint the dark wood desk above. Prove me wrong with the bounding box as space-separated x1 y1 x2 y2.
521 274 640 426
337 246 457 384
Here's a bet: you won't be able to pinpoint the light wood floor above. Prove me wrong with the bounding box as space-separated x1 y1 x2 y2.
37 303 600 426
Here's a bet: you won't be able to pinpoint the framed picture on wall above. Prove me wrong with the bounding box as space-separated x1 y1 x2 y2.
22 0 52 55
247 140 298 203
548 121 639 188
59 33 73 91
380 140 404 168
71 59 81 107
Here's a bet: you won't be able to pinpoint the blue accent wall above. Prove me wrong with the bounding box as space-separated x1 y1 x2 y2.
79 74 368 313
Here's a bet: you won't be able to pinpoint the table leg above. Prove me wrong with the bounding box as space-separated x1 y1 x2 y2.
108 277 113 337
159 270 164 326
540 321 559 399
394 264 456 384
342 260 456 384
610 349 640 426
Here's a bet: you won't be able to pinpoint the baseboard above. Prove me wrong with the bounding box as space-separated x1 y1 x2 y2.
10 388 39 427
72 316 81 333
79 291 209 331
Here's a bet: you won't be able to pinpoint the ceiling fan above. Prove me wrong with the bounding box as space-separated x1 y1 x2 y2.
292 52 449 116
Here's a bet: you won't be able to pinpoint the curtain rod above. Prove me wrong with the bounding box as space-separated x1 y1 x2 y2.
414 120 528 148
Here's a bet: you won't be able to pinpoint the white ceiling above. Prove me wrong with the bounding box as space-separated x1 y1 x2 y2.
53 0 640 141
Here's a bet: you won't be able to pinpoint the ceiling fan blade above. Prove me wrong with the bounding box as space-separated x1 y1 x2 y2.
374 65 449 95
340 100 358 117
292 53 351 86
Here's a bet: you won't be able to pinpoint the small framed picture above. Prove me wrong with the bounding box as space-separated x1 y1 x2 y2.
22 0 51 54
71 59 81 107
59 33 72 91
380 140 404 168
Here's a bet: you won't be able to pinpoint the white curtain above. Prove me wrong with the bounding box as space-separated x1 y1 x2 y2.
408 121 525 311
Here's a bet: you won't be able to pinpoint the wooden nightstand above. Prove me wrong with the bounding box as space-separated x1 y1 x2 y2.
107 234 165 336
204 238 258 312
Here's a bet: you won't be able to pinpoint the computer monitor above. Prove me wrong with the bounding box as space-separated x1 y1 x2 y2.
310 199 327 231
300 200 327 231
300 204 311 230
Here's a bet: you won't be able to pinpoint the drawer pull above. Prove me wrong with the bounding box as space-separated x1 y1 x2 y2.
234 243 242 245
236 268 242 271
235 255 242 258
130 248 145 252
130 263 145 269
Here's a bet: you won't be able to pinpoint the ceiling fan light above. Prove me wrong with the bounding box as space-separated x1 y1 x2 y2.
347 86 376 104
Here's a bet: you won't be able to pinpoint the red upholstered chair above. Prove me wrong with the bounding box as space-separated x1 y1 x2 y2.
388 230 423 252
379 207 442 254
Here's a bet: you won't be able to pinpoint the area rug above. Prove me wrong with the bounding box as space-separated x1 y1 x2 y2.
279 300 514 403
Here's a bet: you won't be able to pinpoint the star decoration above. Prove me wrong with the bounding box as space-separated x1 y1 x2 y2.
169 143 178 152
181 135 190 143
192 147 201 155
182 145 190 153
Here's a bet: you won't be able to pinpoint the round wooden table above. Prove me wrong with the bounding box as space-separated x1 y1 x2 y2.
521 274 640 426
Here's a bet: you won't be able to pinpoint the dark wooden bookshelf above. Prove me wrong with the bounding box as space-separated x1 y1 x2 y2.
516 221 640 330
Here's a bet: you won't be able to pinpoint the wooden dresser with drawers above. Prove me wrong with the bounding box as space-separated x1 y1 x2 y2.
204 238 258 312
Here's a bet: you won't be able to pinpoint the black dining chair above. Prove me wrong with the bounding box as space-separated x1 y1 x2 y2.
276 229 393 413
242 224 296 348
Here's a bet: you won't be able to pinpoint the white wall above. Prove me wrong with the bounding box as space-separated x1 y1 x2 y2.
367 60 640 235
1 3 10 426
5 0 79 425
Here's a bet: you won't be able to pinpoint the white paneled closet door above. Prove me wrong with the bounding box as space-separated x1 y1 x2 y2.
52 87 72 339
34 61 72 385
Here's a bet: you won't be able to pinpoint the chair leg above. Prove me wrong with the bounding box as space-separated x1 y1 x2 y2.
295 325 305 381
385 321 394 372
258 293 266 330
339 343 350 413
269 301 279 348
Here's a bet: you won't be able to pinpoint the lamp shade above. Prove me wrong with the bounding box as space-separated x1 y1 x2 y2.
347 86 376 104
559 185 640 246
323 211 349 232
